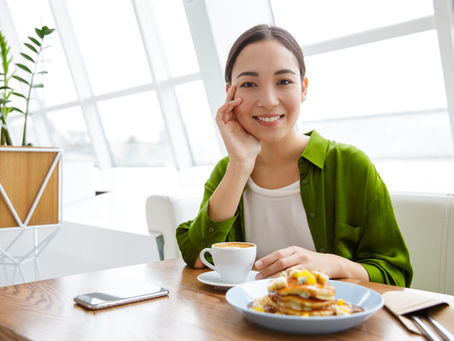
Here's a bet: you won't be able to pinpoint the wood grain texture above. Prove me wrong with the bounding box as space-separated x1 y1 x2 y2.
0 259 451 340
0 147 59 228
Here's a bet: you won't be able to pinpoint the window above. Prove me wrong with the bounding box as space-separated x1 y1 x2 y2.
66 0 152 95
272 0 453 160
7 0 77 107
97 91 172 166
175 80 220 164
46 106 95 161
272 0 433 45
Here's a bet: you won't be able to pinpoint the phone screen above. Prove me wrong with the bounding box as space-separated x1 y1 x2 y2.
74 283 169 310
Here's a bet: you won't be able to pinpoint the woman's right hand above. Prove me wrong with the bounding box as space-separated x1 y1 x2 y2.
216 85 261 171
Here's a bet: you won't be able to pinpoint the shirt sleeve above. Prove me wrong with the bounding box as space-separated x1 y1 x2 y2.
345 151 413 287
176 157 240 267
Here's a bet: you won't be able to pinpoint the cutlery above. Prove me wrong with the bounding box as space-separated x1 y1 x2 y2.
426 314 454 341
409 314 454 341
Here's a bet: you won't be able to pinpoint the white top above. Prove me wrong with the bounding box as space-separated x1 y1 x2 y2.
243 178 316 259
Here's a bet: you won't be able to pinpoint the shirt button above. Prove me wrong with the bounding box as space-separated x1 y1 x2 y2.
302 179 309 185
200 240 206 247
208 226 215 233
309 212 315 218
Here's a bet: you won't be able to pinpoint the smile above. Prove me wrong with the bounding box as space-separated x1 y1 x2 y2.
253 115 284 122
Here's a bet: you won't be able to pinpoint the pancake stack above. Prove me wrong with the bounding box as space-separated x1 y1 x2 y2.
250 268 361 316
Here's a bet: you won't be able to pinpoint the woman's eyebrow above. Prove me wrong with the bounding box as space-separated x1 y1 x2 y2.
236 71 259 78
236 69 297 79
274 69 297 75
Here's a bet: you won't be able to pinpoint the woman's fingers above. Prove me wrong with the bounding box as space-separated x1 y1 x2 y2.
227 84 236 101
255 247 299 279
216 97 242 124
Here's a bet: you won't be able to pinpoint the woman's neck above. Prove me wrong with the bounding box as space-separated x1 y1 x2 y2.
257 132 309 168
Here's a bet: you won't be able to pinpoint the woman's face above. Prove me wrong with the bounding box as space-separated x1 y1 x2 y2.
229 39 306 144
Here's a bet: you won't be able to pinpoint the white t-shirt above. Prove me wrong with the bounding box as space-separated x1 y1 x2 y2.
243 177 316 259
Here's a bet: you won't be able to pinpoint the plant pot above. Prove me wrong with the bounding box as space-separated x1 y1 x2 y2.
0 146 62 228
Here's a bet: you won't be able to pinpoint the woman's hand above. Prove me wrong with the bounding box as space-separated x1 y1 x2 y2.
216 86 261 172
254 246 369 281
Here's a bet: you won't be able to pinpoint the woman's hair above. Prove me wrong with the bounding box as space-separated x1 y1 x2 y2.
224 24 306 85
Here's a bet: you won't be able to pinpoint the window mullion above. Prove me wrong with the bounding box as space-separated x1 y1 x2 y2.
433 0 454 150
48 0 113 168
303 16 435 56
132 0 194 169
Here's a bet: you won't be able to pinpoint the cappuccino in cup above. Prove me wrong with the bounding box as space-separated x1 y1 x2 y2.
200 242 256 284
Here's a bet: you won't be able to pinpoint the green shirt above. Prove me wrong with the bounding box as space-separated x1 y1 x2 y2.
176 131 413 287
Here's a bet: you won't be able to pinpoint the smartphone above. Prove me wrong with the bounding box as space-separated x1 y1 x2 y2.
74 283 169 310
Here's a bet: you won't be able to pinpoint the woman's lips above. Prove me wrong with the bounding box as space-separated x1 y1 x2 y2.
253 114 284 126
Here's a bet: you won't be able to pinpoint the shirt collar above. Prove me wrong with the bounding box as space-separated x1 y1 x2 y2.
301 130 329 169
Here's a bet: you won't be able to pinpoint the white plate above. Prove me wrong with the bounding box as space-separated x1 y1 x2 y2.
226 279 384 334
197 270 259 288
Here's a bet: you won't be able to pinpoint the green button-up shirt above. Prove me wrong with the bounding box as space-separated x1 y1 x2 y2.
176 131 413 287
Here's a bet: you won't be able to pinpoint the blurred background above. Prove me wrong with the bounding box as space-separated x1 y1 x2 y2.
1 0 453 198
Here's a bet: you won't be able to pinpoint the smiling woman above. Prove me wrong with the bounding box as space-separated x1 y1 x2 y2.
176 25 413 288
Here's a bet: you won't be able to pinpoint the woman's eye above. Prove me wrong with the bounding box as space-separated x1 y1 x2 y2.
277 79 293 86
240 82 256 88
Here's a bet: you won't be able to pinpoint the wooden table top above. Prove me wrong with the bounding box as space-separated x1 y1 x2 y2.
0 258 452 341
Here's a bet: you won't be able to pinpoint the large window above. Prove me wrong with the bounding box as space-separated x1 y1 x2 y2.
0 0 218 167
271 0 453 160
1 0 453 172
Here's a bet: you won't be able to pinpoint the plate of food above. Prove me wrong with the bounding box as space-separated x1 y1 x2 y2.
225 268 384 334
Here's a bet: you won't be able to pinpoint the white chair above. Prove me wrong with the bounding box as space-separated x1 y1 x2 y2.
145 193 201 260
391 192 454 294
145 191 454 294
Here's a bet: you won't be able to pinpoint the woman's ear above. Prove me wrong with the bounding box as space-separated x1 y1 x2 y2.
301 77 308 102
225 83 230 94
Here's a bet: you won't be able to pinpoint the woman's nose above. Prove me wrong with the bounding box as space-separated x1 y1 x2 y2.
257 87 279 108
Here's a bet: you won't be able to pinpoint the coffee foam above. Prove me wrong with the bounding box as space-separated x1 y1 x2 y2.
214 242 255 249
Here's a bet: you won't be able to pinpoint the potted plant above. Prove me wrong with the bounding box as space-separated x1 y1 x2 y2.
0 26 61 230
1 26 55 146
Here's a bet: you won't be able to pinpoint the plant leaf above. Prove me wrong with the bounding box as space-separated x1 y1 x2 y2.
24 43 38 53
0 99 11 105
20 52 35 63
11 107 24 114
33 84 44 88
37 71 48 74
12 92 26 99
35 27 44 39
12 75 30 85
28 36 41 47
16 63 32 74
0 86 12 90
37 26 55 37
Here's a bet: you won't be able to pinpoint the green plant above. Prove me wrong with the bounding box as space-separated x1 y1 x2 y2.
0 26 55 146
0 30 14 145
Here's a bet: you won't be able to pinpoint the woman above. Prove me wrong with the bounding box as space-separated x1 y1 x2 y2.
176 25 412 287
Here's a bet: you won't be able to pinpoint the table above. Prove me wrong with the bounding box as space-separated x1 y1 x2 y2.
0 258 452 340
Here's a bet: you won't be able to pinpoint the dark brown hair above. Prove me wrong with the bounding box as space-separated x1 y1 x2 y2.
224 25 306 85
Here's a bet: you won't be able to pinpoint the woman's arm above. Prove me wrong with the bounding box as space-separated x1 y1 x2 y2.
177 86 260 268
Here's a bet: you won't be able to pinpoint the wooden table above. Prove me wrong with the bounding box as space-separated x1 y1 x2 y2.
0 258 452 340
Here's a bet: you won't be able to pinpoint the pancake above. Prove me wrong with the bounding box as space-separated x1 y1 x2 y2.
250 268 364 316
266 298 337 316
269 293 336 310
273 276 335 300
268 268 335 301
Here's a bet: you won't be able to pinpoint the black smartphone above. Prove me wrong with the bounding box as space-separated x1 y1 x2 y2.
74 283 169 310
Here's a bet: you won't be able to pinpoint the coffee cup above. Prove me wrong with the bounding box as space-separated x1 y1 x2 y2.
200 242 257 284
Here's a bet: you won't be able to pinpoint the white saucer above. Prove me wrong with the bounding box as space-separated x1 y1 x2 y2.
197 270 258 288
